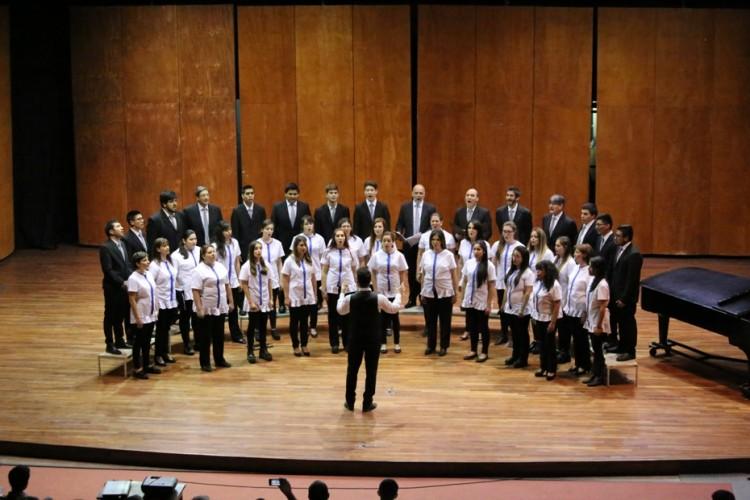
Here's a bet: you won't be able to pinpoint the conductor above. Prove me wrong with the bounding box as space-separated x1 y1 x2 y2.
337 267 402 412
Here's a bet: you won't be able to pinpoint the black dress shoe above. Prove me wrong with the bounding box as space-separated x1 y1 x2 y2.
438 349 447 356
582 375 596 384
546 373 557 381
331 345 340 354
247 353 257 364
271 329 280 341
587 376 604 387
512 360 528 368
201 365 213 372
557 352 571 364
278 305 287 314
164 355 176 363
260 350 273 361
535 369 546 377
134 371 149 380
146 366 162 374
115 341 132 349
424 348 435 355
344 402 354 411
302 348 310 357
495 335 508 346
106 345 122 355
405 301 416 309
216 360 232 368
362 401 378 412
232 336 247 344
504 356 517 366
154 357 167 367
567 365 579 373
184 346 195 356
616 352 635 362
530 341 540 354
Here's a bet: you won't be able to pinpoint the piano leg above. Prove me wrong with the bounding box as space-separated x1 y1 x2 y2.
649 314 672 357
729 336 750 399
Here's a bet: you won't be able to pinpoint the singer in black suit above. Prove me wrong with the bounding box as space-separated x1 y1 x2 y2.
183 185 224 247
314 183 350 244
495 186 532 246
594 213 618 349
123 210 148 259
231 184 267 262
395 184 436 307
453 188 492 242
337 267 402 412
147 190 186 254
352 180 391 240
609 225 643 361
575 202 599 250
271 182 311 255
100 219 133 354
541 194 578 250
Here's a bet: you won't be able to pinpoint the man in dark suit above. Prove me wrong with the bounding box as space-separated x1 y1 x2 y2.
609 225 643 361
575 202 599 250
183 185 223 247
231 184 267 262
594 213 618 350
271 182 311 255
314 183 350 244
147 190 185 254
353 180 391 240
453 187 492 242
541 194 578 250
337 267 402 412
123 210 148 258
395 184 436 307
100 219 133 354
495 186 532 246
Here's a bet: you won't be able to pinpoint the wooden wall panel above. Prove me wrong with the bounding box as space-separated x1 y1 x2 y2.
597 8 656 252
475 7 534 230
418 5 476 227
652 9 714 254
0 6 14 259
531 7 592 228
295 6 355 208
237 6 297 211
353 6 411 218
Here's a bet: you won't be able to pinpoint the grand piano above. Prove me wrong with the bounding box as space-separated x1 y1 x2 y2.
641 267 750 399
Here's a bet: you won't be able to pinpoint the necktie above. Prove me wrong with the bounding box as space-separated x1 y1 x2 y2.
201 207 209 243
549 215 558 235
247 205 253 220
169 214 177 230
467 207 474 222
369 202 375 220
432 252 438 298
599 237 605 251
289 202 296 225
616 246 625 263
386 252 391 293
302 260 307 299
337 249 343 291
137 231 146 250
330 205 336 223
577 223 586 244
164 261 175 302
509 208 515 221
413 203 421 235
145 273 155 316
257 264 263 307
118 241 127 262
470 264 476 303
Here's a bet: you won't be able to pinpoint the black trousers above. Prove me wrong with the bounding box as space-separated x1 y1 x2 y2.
423 296 453 350
466 307 490 354
227 287 244 338
269 288 279 330
176 294 196 348
380 297 400 345
346 342 380 407
327 293 350 348
558 314 576 356
289 305 313 349
611 303 637 356
310 281 322 329
589 330 606 379
572 316 591 370
132 322 155 371
404 244 420 304
196 314 226 367
155 307 178 357
103 285 129 346
534 320 557 373
495 289 509 339
247 310 268 353
509 314 531 364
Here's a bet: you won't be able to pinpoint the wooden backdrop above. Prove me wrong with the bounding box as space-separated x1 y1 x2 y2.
0 6 13 260
597 8 750 255
71 5 237 246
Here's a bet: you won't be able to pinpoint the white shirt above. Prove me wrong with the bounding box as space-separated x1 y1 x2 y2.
191 261 230 315
585 278 611 333
171 247 200 300
529 247 554 268
337 289 402 315
563 264 589 318
457 238 477 267
321 246 358 294
281 256 317 307
346 236 364 260
212 238 241 288
148 259 179 310
420 249 457 299
128 270 159 324
419 229 456 251
503 268 535 316
291 232 326 278
260 238 284 289
239 261 272 313
490 240 524 290
530 280 562 322
362 236 384 259
577 221 593 244
461 259 496 310
367 249 408 298
555 256 576 309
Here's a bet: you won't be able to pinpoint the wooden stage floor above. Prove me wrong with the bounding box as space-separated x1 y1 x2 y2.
0 247 748 476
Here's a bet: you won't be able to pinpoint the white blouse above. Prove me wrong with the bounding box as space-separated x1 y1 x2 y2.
490 240 524 290
321 246 358 294
461 259 496 310
213 238 241 289
191 261 230 316
239 261 272 313
555 256 576 310
419 229 457 251
171 246 200 300
148 259 179 310
420 249 457 299
291 233 326 278
260 238 284 289
281 256 317 307
367 249 408 298
530 280 563 322
346 236 364 261
456 238 477 267
585 277 611 333
503 268 535 316
528 247 554 269
563 264 589 318
362 236 384 259
128 270 159 324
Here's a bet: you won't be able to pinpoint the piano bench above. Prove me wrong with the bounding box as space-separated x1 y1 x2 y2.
604 354 638 387
98 348 133 378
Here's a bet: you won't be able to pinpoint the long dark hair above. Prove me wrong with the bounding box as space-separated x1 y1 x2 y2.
535 260 558 291
179 229 197 259
506 246 530 288
473 240 489 288
213 221 232 259
554 236 572 269
247 240 268 277
588 256 607 292
291 235 312 265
